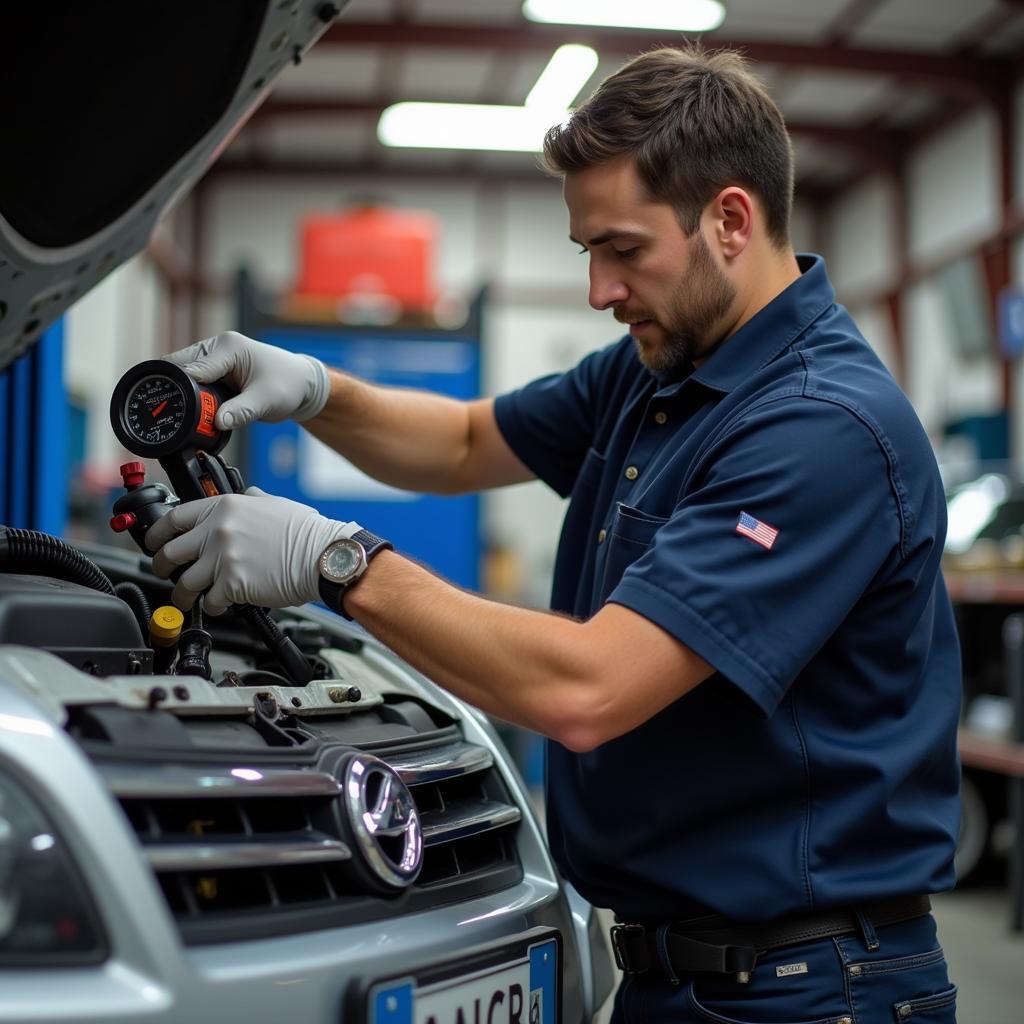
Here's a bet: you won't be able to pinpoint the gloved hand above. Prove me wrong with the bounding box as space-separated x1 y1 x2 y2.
145 486 360 615
163 331 331 430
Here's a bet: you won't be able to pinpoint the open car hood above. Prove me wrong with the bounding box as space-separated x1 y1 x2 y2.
0 1 344 372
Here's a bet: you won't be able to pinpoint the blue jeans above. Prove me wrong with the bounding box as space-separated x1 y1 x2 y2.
610 913 956 1023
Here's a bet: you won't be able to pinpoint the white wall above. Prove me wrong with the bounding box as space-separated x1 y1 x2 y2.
907 108 1001 265
902 277 1001 438
823 174 898 298
821 106 1007 452
903 106 1004 445
65 251 169 471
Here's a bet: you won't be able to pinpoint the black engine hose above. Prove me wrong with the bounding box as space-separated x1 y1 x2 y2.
0 527 115 595
114 581 151 637
236 605 314 685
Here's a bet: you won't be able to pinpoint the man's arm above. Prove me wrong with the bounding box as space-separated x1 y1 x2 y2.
145 487 714 740
305 370 535 495
343 550 715 752
162 333 534 496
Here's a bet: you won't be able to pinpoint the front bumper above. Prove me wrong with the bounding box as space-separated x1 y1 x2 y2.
0 675 609 1022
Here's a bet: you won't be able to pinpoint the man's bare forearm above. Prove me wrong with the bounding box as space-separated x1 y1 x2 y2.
343 551 713 752
343 550 594 743
303 369 473 493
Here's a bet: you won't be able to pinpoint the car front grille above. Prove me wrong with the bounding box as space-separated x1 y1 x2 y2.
100 737 523 944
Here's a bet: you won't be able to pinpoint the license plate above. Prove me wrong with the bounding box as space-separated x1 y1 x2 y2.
363 930 559 1024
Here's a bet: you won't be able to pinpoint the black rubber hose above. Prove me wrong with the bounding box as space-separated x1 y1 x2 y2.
0 527 115 594
237 605 314 685
114 581 151 637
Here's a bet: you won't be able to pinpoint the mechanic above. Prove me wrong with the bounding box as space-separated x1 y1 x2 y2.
146 45 961 1023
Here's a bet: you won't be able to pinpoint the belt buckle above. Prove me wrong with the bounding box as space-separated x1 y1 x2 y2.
610 923 648 973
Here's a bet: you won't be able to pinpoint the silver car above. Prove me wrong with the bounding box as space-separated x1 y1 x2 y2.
0 2 613 1021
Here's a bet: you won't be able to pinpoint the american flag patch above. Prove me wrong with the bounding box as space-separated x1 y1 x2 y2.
735 511 779 550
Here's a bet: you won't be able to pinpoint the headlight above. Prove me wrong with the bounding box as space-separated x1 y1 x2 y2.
0 771 106 965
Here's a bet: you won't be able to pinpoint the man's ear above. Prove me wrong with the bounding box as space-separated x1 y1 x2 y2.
708 187 753 259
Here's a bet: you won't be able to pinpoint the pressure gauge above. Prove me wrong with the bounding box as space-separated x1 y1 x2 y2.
123 373 188 448
110 360 233 459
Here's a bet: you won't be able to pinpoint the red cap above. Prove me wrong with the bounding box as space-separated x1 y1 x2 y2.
109 512 137 534
120 461 145 488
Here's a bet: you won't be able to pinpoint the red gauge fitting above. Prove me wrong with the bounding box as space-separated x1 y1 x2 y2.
109 512 137 533
120 462 146 488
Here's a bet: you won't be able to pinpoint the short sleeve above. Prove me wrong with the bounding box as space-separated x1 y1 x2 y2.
608 396 903 715
493 336 638 497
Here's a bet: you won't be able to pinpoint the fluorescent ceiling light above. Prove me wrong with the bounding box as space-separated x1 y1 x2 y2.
378 103 564 152
523 0 726 32
378 44 596 152
526 44 599 110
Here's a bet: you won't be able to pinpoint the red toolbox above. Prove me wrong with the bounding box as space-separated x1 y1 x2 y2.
295 205 438 311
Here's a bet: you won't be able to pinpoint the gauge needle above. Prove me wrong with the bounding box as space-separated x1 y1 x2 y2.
151 400 168 417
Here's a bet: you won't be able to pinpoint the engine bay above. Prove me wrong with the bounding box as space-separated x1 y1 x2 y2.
0 529 461 754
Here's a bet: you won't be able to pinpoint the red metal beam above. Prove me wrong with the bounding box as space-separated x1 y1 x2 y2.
320 21 1012 100
207 156 557 185
821 0 889 47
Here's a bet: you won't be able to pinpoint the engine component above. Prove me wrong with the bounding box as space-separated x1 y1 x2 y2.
114 580 151 636
0 526 114 594
0 574 152 675
149 605 184 674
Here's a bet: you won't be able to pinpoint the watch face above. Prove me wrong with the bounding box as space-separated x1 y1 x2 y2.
321 539 365 584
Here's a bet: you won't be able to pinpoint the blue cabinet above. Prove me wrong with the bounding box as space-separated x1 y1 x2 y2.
0 319 67 534
239 277 484 590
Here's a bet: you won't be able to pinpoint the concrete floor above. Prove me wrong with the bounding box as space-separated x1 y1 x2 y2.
590 885 1024 1023
933 886 1024 1023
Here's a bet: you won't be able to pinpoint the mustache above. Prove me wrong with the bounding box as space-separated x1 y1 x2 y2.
613 308 655 325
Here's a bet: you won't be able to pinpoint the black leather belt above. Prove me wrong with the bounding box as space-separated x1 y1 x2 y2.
610 894 932 980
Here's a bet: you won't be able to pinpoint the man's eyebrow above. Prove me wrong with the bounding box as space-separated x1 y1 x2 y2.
569 229 647 248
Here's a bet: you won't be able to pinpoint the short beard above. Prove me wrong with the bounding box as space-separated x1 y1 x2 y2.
635 232 736 378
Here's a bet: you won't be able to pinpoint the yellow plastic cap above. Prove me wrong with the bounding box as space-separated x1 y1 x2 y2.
149 605 184 644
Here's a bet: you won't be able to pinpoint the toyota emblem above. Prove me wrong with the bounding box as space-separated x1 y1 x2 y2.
341 753 422 890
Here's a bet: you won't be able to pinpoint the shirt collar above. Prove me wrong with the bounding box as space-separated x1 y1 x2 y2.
686 253 834 395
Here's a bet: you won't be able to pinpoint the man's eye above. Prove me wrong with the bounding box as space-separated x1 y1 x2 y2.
616 248 638 260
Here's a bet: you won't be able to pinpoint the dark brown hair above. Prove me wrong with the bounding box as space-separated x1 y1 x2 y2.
542 44 794 248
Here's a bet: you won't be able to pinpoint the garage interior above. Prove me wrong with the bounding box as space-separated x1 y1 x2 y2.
3 0 1024 1020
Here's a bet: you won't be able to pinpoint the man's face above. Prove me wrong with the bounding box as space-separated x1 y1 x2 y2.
565 158 736 375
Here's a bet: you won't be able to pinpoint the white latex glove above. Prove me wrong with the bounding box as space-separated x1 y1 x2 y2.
145 486 361 615
163 331 331 430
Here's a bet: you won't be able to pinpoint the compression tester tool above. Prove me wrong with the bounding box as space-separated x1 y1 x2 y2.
108 359 313 685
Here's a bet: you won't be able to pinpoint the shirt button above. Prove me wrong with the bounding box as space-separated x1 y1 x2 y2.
625 466 639 481
654 411 668 424
597 529 606 544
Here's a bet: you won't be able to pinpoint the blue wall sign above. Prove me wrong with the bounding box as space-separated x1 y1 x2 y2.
998 285 1024 358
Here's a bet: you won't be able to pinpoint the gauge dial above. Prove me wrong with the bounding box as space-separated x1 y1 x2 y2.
124 375 187 448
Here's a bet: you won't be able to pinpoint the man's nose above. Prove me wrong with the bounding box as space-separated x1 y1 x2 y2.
589 268 628 311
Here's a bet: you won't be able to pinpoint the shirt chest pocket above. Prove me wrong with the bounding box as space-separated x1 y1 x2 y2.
598 502 669 604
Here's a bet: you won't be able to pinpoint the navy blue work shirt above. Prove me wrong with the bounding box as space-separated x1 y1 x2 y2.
493 254 961 923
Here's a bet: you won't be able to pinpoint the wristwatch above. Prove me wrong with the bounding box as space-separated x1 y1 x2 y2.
317 529 393 619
